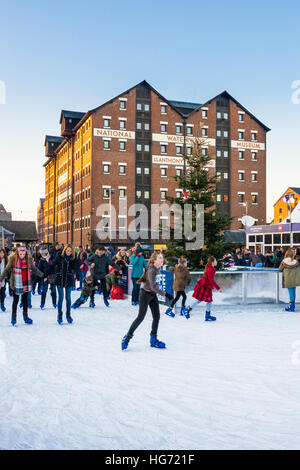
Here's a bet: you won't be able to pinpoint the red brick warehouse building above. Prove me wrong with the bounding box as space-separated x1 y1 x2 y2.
40 80 270 248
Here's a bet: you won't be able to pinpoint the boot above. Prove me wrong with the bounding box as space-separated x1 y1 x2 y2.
165 306 175 317
180 306 185 316
285 302 295 312
183 306 192 319
205 311 216 321
23 313 33 324
150 334 166 349
1 304 6 312
121 333 133 351
103 298 110 307
57 311 63 325
66 312 73 324
11 312 17 326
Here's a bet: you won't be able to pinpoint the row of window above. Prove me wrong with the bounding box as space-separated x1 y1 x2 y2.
75 165 91 181
103 187 127 199
238 171 258 182
238 150 258 161
74 187 91 204
75 140 91 159
74 216 91 230
238 193 258 204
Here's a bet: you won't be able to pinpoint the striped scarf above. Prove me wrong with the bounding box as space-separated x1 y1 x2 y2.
13 258 31 295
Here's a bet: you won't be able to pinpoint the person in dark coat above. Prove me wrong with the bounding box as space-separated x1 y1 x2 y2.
71 274 97 309
235 252 248 267
37 247 57 309
53 244 78 324
86 246 121 307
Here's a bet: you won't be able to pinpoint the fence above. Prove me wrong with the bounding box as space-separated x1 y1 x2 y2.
126 266 291 305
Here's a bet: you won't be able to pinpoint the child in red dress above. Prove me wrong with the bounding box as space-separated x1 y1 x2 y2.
185 256 222 321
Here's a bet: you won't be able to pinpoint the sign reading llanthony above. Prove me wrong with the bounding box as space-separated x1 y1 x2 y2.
152 155 216 168
93 128 135 139
231 140 265 150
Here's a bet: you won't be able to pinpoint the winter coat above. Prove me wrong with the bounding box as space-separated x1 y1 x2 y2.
235 258 248 267
0 257 43 292
53 254 77 288
106 270 122 287
170 265 192 292
81 278 96 297
279 258 300 288
37 257 53 278
78 251 88 272
141 264 166 297
0 258 7 288
192 265 220 303
87 253 121 280
130 254 147 279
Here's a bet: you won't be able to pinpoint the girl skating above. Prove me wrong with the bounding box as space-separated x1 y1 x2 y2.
122 252 173 350
278 248 300 312
164 257 192 318
185 256 222 321
53 244 78 324
0 247 43 326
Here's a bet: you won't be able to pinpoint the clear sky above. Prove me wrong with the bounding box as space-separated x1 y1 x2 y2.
0 0 299 222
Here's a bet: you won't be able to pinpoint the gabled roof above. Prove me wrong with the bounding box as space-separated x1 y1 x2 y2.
44 135 64 146
59 110 86 124
0 221 37 241
168 100 202 115
273 187 300 206
290 187 300 194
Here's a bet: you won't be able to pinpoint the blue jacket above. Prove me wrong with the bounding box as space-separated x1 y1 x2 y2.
130 254 147 279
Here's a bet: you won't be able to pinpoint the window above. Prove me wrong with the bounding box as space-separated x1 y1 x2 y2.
144 104 150 112
120 100 126 110
252 194 258 204
216 129 222 137
161 167 167 177
239 151 244 160
161 105 167 114
251 132 257 141
144 167 150 175
216 194 221 202
223 130 229 138
224 150 228 158
176 168 182 177
217 112 222 119
238 171 245 181
176 146 182 155
103 188 110 198
202 128 208 137
136 167 141 175
176 125 182 134
202 147 208 156
144 144 150 152
217 150 222 158
251 152 257 161
238 131 244 140
120 120 126 129
103 140 110 150
238 193 245 203
161 124 167 133
161 190 167 201
136 190 142 199
224 112 228 119
120 141 126 151
104 119 110 128
144 191 150 199
136 143 142 151
202 109 208 119
224 194 229 202
238 113 244 122
103 164 110 174
119 165 126 175
119 188 126 198
161 144 167 154
187 147 192 155
136 122 142 130
252 172 258 182
187 126 193 135
119 217 126 229
136 103 142 111
216 172 221 182
223 172 228 179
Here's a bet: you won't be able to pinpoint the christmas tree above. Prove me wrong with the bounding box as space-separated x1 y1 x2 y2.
165 137 234 270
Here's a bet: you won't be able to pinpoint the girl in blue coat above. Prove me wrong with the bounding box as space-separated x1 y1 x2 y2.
130 246 147 306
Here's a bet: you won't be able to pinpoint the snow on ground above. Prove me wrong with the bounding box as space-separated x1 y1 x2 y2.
1 289 300 450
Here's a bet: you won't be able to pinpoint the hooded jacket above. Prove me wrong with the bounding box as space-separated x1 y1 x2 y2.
279 258 300 288
170 264 192 291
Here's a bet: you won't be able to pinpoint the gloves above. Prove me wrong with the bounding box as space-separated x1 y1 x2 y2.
165 293 173 301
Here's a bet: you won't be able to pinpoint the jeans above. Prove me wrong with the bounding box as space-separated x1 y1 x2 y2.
128 289 160 337
171 291 187 308
41 281 57 307
12 292 28 316
288 287 296 303
0 286 5 307
91 278 108 302
131 278 140 303
79 270 87 289
73 294 89 307
189 299 212 312
57 286 72 314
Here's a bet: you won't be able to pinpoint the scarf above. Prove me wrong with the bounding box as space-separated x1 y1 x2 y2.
13 258 32 295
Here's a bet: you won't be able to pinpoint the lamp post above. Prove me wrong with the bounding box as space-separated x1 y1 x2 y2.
282 193 298 246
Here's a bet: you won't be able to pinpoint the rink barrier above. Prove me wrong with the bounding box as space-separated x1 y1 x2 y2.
127 266 283 305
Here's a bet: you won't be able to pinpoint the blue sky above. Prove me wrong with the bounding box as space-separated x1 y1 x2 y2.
0 0 299 222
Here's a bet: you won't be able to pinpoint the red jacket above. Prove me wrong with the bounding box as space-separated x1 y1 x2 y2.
192 265 220 303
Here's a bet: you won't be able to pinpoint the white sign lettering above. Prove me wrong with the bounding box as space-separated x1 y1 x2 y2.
94 128 135 139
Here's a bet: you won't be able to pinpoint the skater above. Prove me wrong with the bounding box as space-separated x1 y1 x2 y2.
130 246 147 306
77 246 88 290
165 257 192 318
121 251 173 350
53 244 78 324
0 248 8 311
184 256 222 321
37 247 57 309
86 246 121 308
0 247 43 326
72 274 97 309
278 248 300 312
105 261 123 297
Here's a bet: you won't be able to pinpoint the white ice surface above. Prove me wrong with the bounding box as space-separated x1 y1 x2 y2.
1 289 300 450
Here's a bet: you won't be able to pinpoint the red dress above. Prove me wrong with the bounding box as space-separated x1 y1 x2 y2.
192 265 220 303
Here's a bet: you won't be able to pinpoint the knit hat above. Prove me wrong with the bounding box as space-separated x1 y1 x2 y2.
135 246 143 254
17 247 26 253
40 248 49 256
